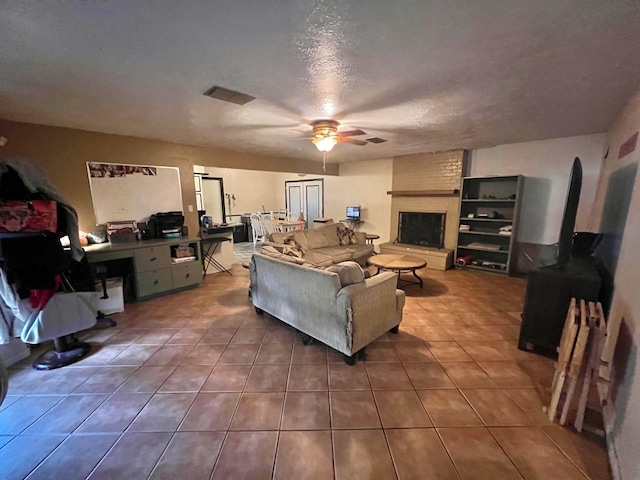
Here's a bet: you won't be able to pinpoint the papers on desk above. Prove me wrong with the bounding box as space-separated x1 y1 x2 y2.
172 256 196 264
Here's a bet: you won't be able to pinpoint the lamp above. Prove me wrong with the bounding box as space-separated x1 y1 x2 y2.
312 135 337 152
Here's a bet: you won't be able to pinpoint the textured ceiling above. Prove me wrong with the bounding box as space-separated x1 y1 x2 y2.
1 0 640 165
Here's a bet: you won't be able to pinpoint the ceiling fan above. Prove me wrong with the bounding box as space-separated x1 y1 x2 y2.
309 119 369 152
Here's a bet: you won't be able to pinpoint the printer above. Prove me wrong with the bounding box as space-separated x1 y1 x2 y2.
147 211 184 238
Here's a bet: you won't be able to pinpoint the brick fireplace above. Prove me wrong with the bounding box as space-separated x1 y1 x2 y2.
382 149 466 270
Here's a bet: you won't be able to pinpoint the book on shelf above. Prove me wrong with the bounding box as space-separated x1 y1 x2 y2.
466 242 502 251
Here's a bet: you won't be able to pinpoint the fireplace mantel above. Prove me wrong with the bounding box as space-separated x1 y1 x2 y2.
386 189 459 196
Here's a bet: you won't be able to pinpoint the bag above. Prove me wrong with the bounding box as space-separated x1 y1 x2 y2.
0 200 58 233
21 292 97 344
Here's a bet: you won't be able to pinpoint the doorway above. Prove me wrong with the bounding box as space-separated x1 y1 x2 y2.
285 179 324 229
201 177 226 224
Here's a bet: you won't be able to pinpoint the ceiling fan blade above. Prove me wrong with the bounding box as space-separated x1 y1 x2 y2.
339 137 368 146
337 129 366 137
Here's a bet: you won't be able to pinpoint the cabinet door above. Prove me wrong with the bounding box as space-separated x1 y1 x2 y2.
171 261 202 289
134 246 172 272
137 268 173 298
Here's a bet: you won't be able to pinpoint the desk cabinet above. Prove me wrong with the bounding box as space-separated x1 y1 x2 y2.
137 268 174 298
134 246 172 272
172 261 203 289
85 238 202 301
133 242 201 299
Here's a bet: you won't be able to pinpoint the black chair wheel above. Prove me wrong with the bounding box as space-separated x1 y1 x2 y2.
389 325 400 334
254 306 264 315
301 334 314 346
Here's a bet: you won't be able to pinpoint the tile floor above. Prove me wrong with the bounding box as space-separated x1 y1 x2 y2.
0 261 612 479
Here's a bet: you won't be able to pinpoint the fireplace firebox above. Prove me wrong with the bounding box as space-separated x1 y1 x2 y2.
398 212 445 249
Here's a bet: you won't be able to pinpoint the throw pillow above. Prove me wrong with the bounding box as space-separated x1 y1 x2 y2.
326 261 365 287
346 228 358 245
283 233 306 255
336 225 351 246
282 245 304 258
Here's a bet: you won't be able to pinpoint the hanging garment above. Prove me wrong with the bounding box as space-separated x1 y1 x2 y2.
0 157 83 261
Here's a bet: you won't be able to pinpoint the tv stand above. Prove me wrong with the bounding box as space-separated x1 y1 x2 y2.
518 254 601 356
340 218 363 230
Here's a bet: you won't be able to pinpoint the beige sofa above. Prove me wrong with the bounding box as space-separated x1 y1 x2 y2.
268 222 374 266
249 252 405 364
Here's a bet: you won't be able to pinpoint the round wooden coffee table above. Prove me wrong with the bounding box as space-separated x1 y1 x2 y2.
367 254 427 288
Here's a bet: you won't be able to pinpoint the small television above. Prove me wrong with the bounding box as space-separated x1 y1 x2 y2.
346 206 361 220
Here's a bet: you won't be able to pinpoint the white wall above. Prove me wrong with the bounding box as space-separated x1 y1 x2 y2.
591 85 640 480
469 134 606 244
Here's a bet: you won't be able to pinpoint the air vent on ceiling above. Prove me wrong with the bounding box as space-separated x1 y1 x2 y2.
203 85 255 105
367 137 388 144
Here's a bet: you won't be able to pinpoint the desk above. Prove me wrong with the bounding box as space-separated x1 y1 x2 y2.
200 226 234 275
340 219 363 231
277 220 305 232
201 237 232 275
84 237 202 300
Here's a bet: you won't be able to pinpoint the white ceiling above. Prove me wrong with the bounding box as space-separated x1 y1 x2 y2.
1 1 640 165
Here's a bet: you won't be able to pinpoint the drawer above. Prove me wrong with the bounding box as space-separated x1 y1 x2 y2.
134 246 172 272
136 268 173 298
171 261 203 289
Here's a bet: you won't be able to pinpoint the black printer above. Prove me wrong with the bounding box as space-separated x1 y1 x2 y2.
147 212 184 238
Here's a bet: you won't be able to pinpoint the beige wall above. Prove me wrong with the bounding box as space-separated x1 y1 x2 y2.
0 120 337 234
590 86 640 480
199 166 283 217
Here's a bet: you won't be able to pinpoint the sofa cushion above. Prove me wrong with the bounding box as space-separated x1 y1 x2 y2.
271 230 309 252
302 251 335 267
260 245 304 264
314 246 353 264
325 261 365 287
305 223 342 249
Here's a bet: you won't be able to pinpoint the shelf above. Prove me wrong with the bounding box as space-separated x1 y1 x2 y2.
0 231 54 239
460 217 512 223
458 246 509 253
458 231 512 238
464 264 508 274
462 199 516 203
387 189 459 196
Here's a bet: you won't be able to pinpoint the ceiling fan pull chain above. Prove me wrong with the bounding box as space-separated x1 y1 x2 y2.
323 151 326 172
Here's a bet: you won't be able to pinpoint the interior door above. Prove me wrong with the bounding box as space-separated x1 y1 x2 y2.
286 179 324 229
201 177 226 224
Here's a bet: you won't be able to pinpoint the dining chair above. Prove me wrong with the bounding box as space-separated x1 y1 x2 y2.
250 213 267 247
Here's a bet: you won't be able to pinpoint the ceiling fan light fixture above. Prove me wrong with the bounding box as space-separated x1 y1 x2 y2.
312 135 337 152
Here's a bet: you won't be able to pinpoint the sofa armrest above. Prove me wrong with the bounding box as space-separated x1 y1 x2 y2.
337 272 404 351
396 289 406 311
354 231 366 244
